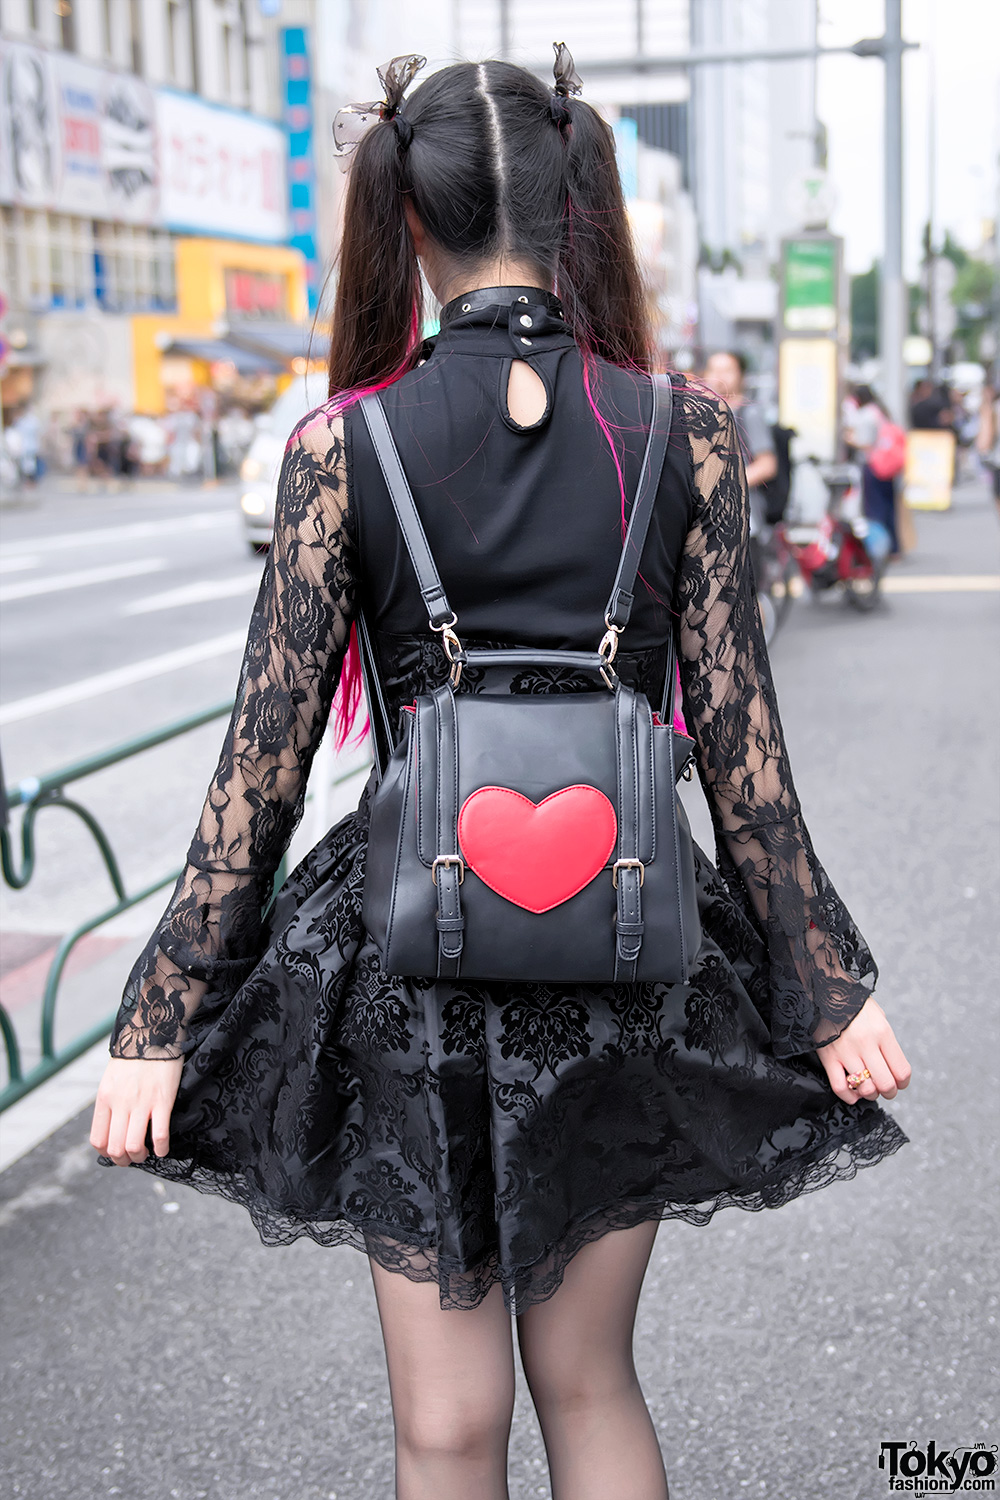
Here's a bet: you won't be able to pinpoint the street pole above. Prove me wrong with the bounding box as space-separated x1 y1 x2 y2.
498 0 510 59
881 0 906 423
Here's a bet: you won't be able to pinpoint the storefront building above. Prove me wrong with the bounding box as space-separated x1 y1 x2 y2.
0 3 319 427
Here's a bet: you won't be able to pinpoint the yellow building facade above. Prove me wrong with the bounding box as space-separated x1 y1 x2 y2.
131 238 309 413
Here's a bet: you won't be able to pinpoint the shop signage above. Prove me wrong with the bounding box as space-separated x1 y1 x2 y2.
224 268 287 319
281 27 318 310
0 40 156 223
156 90 287 242
0 42 288 244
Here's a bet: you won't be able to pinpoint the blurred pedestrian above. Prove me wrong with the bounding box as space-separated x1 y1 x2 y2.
216 405 255 474
910 379 954 432
69 408 91 487
977 368 1000 516
701 350 777 522
127 413 168 476
166 400 202 481
89 408 126 485
11 404 42 486
845 384 905 558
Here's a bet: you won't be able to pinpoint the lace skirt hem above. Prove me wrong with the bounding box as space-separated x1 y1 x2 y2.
101 1107 908 1312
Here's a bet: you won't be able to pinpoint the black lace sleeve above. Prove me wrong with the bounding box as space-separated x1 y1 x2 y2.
675 386 877 1057
111 406 356 1059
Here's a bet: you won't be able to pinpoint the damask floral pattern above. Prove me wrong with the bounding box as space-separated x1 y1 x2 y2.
106 364 907 1313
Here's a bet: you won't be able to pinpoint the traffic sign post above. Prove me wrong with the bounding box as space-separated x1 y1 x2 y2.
778 234 845 463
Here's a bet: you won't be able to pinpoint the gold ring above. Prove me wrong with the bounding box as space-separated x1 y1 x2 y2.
845 1068 871 1088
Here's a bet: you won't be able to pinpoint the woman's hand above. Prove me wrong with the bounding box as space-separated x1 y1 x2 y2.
90 1056 184 1165
818 996 911 1105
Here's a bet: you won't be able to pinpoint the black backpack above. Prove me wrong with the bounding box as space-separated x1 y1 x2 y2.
355 374 701 986
761 424 795 525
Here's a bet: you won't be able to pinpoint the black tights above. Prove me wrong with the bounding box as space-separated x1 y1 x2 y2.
369 1221 669 1500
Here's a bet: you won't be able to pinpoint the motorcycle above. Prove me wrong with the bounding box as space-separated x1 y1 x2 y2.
754 461 892 635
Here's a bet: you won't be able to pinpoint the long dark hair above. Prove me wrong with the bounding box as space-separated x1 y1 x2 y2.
325 55 652 745
327 58 651 394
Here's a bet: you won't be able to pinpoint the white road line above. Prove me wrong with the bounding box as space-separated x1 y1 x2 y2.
880 574 1000 593
0 509 234 558
0 630 246 726
0 555 40 574
0 557 166 603
122 570 262 615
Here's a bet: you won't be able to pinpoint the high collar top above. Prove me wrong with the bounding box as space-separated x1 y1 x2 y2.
434 285 575 358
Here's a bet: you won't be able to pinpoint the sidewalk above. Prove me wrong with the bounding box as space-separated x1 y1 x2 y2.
1 483 997 1499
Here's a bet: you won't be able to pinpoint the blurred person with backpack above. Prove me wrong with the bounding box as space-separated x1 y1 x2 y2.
845 384 906 558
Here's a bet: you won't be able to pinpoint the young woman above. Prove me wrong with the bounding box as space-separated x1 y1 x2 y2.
91 49 911 1500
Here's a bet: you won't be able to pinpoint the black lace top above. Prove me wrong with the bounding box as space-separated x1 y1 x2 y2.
111 286 876 1064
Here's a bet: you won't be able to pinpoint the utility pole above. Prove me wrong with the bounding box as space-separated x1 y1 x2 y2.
881 0 906 424
853 3 911 423
498 0 511 59
531 18 916 415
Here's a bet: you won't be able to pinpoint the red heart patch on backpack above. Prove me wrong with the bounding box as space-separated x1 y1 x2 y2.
457 785 618 913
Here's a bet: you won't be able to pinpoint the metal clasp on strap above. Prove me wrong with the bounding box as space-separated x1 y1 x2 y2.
612 858 645 889
432 855 465 886
432 614 465 687
597 615 621 691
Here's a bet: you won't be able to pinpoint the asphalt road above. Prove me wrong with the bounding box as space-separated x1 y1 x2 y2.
1 478 998 1500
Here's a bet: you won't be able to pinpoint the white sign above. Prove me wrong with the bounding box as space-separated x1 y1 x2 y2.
0 41 156 223
156 90 287 241
0 44 288 243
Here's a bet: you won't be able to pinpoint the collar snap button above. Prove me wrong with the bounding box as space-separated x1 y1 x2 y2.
520 337 533 346
519 314 533 328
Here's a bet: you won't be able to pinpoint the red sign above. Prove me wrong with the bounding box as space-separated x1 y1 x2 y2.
224 269 286 318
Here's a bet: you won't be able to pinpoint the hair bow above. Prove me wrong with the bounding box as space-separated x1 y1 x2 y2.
332 53 426 158
551 41 583 97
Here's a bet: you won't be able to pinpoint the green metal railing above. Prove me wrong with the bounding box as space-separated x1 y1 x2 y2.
0 705 368 1113
0 700 234 1111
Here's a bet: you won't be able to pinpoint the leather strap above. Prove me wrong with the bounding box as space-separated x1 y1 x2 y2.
432 686 464 977
613 689 645 981
604 373 674 630
355 610 395 780
462 648 609 674
358 372 675 641
359 396 457 630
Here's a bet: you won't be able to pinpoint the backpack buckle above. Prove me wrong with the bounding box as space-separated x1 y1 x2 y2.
432 855 466 886
433 615 466 687
612 859 645 889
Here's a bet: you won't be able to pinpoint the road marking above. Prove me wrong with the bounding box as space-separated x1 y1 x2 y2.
0 557 166 603
122 570 263 615
0 509 234 558
880 574 1000 593
0 555 40 574
0 630 245 726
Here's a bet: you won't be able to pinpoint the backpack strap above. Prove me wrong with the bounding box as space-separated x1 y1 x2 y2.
358 394 457 631
358 371 675 649
604 372 674 631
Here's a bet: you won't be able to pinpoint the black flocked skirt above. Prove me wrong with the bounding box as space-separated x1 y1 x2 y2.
132 785 909 1311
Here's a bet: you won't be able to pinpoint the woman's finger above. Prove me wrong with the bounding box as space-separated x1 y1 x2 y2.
862 1047 898 1100
150 1099 171 1159
90 1096 111 1154
106 1104 130 1164
820 1049 862 1105
124 1109 150 1165
878 1029 912 1089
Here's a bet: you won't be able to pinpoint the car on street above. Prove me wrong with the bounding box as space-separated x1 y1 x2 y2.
239 371 329 553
